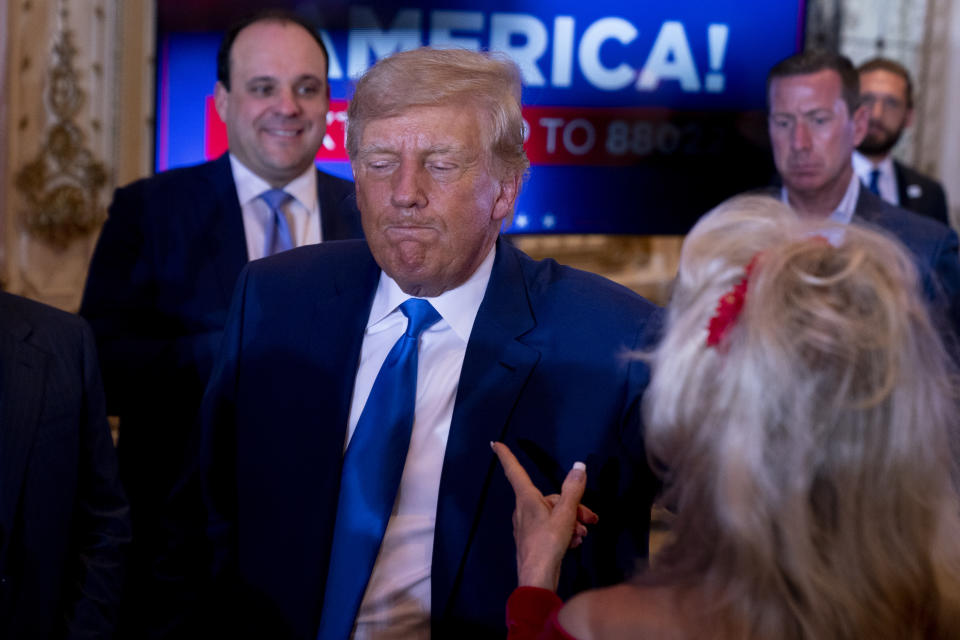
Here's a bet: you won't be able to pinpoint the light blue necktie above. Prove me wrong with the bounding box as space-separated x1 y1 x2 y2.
316 299 442 640
868 168 881 196
259 188 294 256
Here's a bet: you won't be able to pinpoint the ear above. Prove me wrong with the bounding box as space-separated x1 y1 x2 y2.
491 173 521 224
214 81 230 124
905 107 915 129
851 103 869 147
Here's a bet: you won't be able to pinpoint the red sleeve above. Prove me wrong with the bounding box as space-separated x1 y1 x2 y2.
506 587 580 640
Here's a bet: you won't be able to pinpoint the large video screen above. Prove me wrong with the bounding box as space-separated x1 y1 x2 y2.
156 1 805 234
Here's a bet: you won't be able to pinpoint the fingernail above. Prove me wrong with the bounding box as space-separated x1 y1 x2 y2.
573 461 586 471
490 441 496 450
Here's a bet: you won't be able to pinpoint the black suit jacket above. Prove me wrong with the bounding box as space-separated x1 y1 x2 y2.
0 291 129 638
894 160 949 226
199 238 660 638
78 155 363 633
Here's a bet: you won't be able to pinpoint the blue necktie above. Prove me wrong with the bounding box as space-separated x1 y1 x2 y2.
868 168 881 196
316 299 442 640
260 188 294 256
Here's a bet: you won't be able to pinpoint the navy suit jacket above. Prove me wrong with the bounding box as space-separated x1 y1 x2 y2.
894 160 949 226
200 238 660 638
852 187 960 345
0 292 129 638
78 154 363 528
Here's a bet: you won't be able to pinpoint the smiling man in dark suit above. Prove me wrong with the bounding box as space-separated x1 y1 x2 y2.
853 57 949 225
78 9 363 635
0 291 129 638
199 47 660 638
765 51 960 343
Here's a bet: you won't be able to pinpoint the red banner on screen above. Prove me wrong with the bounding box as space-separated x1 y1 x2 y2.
204 98 730 167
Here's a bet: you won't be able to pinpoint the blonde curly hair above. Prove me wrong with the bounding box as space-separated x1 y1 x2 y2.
644 194 960 639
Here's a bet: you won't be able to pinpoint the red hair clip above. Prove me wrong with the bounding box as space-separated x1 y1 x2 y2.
706 253 761 348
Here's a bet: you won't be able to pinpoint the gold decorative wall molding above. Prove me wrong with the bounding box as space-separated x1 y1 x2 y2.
0 0 9 291
14 13 108 249
2 0 155 310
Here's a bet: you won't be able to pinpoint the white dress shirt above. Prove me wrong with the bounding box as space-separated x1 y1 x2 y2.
228 154 321 260
348 245 496 640
852 150 898 206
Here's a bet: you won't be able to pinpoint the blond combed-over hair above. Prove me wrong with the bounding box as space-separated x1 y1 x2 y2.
346 47 529 183
644 194 960 639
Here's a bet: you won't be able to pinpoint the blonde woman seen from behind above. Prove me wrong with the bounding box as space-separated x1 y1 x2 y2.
494 194 960 639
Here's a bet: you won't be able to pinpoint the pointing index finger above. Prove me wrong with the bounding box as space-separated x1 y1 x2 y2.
491 441 539 499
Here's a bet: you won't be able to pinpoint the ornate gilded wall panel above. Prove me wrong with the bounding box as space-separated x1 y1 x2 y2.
3 0 154 310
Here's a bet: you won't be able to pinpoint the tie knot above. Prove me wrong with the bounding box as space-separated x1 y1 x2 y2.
259 188 290 211
400 299 441 339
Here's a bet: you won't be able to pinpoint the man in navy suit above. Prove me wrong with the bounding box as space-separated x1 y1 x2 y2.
79 9 363 634
765 51 960 342
199 48 660 638
0 291 129 638
853 57 949 225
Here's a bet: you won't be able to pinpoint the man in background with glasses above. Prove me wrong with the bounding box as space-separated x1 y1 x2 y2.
853 57 949 225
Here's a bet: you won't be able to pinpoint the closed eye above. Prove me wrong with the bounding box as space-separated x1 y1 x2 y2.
366 159 397 171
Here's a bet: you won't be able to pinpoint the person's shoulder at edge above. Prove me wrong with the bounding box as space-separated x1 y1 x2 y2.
0 289 88 336
120 155 227 192
559 583 688 640
857 190 958 253
245 237 369 272
236 238 373 298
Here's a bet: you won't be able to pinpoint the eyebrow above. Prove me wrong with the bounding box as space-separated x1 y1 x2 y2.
769 107 834 118
358 144 468 156
244 73 325 85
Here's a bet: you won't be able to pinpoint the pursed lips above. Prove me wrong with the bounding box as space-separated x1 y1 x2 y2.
383 223 438 239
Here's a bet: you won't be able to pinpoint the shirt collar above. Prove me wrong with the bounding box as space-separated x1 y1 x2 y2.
779 171 859 225
852 150 895 182
829 172 860 225
229 154 318 211
367 242 497 343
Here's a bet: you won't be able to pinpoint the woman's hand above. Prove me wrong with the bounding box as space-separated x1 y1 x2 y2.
491 441 598 592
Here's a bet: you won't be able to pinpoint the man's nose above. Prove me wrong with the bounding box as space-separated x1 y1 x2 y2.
390 162 428 209
273 86 302 116
791 121 812 150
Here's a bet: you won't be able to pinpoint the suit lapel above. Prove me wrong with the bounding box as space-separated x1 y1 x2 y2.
0 319 46 542
852 188 880 224
894 160 910 206
205 155 249 304
431 240 541 618
305 244 381 463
